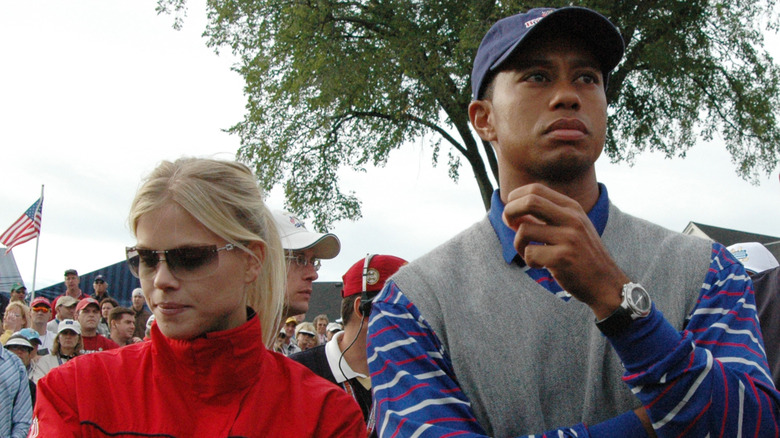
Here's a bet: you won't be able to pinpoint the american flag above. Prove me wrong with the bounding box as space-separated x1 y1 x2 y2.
0 198 43 254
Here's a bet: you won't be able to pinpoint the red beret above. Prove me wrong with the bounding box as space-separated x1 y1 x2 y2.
341 255 408 298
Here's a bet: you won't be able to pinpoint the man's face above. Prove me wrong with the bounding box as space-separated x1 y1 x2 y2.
284 322 296 338
10 288 26 302
132 294 145 310
31 304 52 325
65 274 79 290
59 304 76 320
6 346 32 366
470 34 607 189
315 319 328 335
112 314 135 340
93 280 107 295
297 333 317 350
77 305 101 331
284 249 318 317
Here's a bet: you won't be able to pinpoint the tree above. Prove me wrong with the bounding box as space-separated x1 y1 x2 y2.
158 0 779 230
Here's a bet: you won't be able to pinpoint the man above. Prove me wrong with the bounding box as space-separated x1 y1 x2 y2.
312 314 329 345
292 254 406 437
51 269 88 311
76 297 119 354
4 334 38 407
130 288 151 339
91 275 110 302
0 337 32 438
109 307 141 346
272 210 340 319
46 295 78 333
279 317 301 356
28 297 55 355
367 7 780 437
9 283 27 304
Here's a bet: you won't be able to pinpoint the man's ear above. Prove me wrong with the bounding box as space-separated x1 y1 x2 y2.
353 297 364 319
244 241 266 283
468 99 497 142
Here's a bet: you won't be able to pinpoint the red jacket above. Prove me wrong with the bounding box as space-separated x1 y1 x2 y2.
30 315 365 437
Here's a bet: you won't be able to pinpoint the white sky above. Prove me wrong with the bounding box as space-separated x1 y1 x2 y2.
2 0 779 290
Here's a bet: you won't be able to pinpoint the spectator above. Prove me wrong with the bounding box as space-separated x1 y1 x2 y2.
130 288 151 340
312 313 329 345
32 319 82 384
367 6 779 437
294 322 317 351
1 302 30 345
92 274 110 302
0 337 32 438
16 328 43 363
279 317 301 356
109 307 141 346
9 283 27 305
726 241 779 275
292 254 407 436
272 210 340 320
28 297 55 355
32 157 364 436
4 334 38 407
728 242 780 388
76 297 119 354
46 295 78 333
97 297 118 337
51 269 89 311
325 322 342 342
144 314 155 339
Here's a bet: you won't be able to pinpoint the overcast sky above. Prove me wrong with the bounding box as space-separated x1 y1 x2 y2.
2 1 779 291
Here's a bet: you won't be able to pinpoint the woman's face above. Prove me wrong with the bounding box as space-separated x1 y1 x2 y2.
297 333 316 350
134 203 262 340
58 331 79 351
4 309 24 332
101 303 114 320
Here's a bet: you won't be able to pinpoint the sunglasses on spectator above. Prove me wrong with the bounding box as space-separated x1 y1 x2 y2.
126 244 236 280
32 306 51 313
94 280 105 284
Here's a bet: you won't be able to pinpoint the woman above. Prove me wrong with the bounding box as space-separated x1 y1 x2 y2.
33 157 363 437
295 322 318 351
32 319 83 383
1 302 31 344
97 297 118 337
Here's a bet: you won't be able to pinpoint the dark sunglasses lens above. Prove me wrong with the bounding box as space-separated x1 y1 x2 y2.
167 246 218 275
126 248 141 278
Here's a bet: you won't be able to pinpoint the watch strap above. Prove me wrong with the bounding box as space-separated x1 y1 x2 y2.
595 304 633 337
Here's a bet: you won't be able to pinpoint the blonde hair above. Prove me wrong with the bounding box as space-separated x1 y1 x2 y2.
4 302 31 329
128 157 286 347
52 332 83 357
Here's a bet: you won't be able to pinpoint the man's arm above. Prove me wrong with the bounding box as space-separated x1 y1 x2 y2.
9 356 32 438
612 244 780 436
368 281 647 438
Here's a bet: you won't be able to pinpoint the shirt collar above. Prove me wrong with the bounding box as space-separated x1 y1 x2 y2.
489 183 610 265
325 331 366 383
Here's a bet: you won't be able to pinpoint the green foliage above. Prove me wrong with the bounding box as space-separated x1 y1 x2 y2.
158 0 779 230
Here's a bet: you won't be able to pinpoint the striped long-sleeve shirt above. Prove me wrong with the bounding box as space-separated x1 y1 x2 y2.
0 346 32 438
367 189 780 437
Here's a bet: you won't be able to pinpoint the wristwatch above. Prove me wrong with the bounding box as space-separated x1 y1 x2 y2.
595 282 652 337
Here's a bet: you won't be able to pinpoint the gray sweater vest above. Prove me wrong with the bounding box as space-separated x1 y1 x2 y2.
393 202 713 437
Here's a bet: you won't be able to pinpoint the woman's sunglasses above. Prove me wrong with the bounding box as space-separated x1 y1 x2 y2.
125 244 236 281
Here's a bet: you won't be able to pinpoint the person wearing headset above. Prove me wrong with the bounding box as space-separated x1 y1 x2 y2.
290 254 407 438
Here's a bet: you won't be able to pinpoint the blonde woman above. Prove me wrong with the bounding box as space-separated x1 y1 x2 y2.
32 319 83 383
1 302 30 344
33 157 364 436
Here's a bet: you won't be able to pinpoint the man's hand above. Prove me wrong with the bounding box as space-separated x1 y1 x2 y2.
502 183 629 319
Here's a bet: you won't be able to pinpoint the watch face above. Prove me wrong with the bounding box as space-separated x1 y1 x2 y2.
628 286 652 314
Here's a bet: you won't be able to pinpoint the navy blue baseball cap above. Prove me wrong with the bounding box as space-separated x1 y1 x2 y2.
471 7 625 100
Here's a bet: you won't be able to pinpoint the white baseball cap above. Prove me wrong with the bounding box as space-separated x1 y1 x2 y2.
727 242 780 275
271 210 340 259
57 319 82 335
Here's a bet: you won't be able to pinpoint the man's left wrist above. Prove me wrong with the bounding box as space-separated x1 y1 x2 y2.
596 283 652 337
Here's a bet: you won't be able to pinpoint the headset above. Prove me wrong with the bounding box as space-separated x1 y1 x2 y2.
339 253 375 382
359 254 376 318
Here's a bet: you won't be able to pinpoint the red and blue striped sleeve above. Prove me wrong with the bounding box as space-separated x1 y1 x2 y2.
610 243 780 436
367 281 591 438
